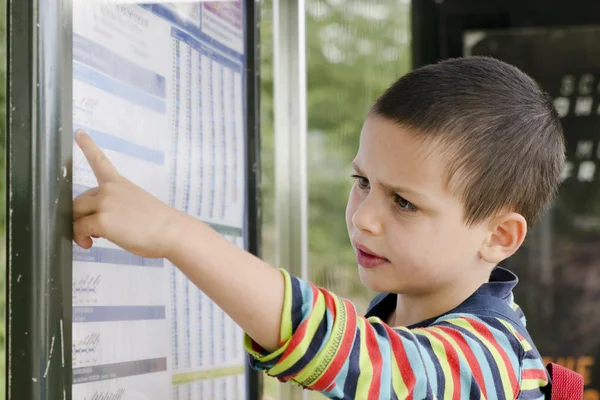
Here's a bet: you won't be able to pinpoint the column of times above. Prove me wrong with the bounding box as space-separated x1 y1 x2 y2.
169 26 246 400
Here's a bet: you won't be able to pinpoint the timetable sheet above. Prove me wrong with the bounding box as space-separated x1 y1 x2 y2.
71 2 248 399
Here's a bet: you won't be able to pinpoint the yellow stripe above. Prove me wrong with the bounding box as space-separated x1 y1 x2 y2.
429 327 485 399
243 270 295 364
521 378 547 391
280 269 294 343
448 318 515 399
497 319 532 352
354 318 374 398
414 329 454 399
172 366 245 385
267 286 328 376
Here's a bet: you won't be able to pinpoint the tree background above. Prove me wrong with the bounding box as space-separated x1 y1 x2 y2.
259 1 410 397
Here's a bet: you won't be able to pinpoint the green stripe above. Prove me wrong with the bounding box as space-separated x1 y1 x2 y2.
172 366 245 385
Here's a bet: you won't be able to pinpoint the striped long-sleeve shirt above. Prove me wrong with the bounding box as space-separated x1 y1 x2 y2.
245 267 549 399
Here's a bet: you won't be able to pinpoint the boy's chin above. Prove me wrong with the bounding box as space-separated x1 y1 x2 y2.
358 265 400 293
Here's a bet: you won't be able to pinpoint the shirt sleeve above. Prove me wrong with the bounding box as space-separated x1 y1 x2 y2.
244 270 544 399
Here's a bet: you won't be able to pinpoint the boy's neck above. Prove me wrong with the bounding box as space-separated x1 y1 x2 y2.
389 275 489 327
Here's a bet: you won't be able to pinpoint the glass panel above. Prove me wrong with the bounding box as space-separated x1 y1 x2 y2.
306 0 411 313
259 1 412 399
71 2 250 399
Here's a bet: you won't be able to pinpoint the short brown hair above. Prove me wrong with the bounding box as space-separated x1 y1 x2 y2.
371 56 565 226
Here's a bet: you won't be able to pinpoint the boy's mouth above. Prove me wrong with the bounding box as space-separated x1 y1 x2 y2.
353 243 389 269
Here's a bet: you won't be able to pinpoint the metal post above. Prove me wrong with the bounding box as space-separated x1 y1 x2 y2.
273 0 308 399
6 0 73 398
245 0 263 399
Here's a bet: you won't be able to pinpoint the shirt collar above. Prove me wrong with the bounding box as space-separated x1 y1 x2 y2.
365 266 518 321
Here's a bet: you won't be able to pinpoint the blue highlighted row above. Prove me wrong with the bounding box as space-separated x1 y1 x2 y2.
73 124 165 165
73 33 167 99
73 244 163 268
73 306 166 323
74 61 167 114
171 27 243 74
73 357 168 384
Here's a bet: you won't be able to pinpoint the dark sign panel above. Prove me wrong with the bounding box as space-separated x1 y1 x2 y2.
466 26 600 397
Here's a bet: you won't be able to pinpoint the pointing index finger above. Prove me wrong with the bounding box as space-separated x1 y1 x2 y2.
75 130 120 183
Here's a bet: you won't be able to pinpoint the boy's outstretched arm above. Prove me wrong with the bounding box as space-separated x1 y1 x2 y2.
73 132 545 398
72 131 285 352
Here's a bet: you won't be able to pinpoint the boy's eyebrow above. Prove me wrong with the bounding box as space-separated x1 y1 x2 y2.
352 161 429 201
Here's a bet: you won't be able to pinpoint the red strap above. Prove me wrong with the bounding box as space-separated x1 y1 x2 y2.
546 363 584 400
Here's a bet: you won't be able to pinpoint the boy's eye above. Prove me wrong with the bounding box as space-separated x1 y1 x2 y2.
394 194 417 212
351 175 369 189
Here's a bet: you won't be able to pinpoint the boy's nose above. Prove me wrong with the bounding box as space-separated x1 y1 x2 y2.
351 195 384 235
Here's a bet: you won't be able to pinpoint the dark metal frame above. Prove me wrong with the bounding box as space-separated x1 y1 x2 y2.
245 0 262 399
7 0 261 399
411 0 600 67
6 0 73 398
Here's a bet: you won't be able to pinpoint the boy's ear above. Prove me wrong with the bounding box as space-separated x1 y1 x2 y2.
479 212 527 264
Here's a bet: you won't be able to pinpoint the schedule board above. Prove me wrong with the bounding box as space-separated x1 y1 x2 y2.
71 2 250 399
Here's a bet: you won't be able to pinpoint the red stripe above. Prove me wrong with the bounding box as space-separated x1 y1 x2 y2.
522 369 548 381
437 326 487 399
251 341 263 354
430 330 462 400
365 322 383 400
383 325 415 399
467 318 519 395
309 299 358 391
277 283 321 365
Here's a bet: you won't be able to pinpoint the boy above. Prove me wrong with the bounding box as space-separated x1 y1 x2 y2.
73 57 564 399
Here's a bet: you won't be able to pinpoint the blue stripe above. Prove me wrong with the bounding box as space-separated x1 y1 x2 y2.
522 358 546 370
371 323 393 400
297 277 316 326
395 329 431 399
518 390 546 400
171 27 242 73
73 244 163 268
439 321 502 400
73 125 165 165
73 33 166 99
468 315 520 379
289 276 304 332
416 334 444 399
341 331 361 399
469 375 483 400
73 306 165 322
73 62 166 114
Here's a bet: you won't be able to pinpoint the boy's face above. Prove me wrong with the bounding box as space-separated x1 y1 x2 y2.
346 116 492 295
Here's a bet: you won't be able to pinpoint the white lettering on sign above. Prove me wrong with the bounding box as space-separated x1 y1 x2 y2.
575 96 594 116
578 161 596 182
560 74 576 96
576 140 595 159
554 97 570 118
579 73 595 95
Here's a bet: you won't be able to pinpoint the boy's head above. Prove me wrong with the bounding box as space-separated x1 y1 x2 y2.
346 57 565 298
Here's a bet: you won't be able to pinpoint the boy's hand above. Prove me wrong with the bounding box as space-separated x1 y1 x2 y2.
74 131 285 353
73 130 184 258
